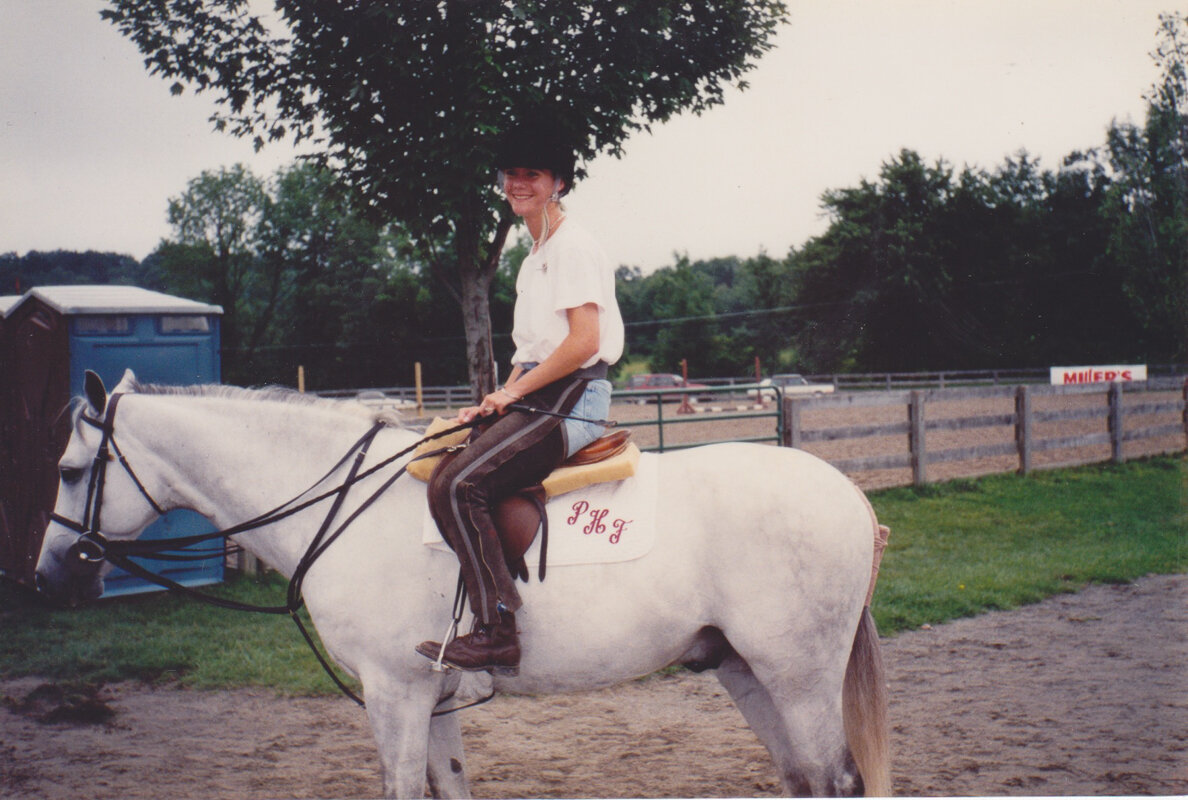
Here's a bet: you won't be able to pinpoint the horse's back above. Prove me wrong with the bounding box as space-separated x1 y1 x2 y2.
655 441 873 555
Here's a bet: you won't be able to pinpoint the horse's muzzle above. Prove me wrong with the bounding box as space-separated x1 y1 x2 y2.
34 565 104 607
35 534 106 607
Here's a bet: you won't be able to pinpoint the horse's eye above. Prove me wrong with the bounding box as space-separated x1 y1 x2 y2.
59 467 85 485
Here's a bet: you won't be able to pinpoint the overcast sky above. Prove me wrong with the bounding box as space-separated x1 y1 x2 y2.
0 0 1171 274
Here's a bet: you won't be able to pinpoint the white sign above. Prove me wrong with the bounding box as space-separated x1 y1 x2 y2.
1049 365 1147 385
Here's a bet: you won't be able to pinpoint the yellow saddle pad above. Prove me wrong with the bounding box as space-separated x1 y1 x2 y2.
407 417 640 497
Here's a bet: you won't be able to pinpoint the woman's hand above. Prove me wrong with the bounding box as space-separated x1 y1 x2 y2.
456 388 518 424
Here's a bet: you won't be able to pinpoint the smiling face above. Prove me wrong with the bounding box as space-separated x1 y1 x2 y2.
501 167 561 219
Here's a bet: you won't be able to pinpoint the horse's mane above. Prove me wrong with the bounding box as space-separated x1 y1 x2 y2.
124 377 406 427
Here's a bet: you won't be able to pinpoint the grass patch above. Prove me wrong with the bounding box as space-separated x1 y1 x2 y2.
868 455 1186 633
0 572 350 695
1 455 1183 693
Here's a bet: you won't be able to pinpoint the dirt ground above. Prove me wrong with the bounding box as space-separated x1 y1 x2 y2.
2 573 1184 799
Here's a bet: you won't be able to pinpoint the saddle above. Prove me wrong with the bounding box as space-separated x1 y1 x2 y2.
494 429 632 582
411 422 637 583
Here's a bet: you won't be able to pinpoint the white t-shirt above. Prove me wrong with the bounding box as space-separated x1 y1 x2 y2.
511 220 625 368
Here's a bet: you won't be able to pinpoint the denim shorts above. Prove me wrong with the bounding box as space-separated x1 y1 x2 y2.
563 379 612 457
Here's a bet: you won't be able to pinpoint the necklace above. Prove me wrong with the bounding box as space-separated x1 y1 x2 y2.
532 210 566 252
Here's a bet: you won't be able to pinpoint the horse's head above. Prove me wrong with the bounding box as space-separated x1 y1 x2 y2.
35 369 165 606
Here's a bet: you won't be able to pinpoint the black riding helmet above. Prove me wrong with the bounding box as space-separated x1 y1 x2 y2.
495 121 577 196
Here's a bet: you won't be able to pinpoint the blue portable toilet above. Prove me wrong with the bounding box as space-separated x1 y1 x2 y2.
0 285 225 596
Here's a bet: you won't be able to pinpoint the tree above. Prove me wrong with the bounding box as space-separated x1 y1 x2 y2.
255 161 388 385
645 256 735 375
1101 12 1187 360
729 252 798 373
789 150 965 371
101 0 788 397
157 164 274 367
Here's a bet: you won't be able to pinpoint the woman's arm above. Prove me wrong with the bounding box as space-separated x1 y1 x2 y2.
458 303 599 422
507 302 599 397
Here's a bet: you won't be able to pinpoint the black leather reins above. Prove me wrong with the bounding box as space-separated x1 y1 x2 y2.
51 395 482 707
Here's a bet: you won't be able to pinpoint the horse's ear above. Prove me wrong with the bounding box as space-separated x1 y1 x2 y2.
113 368 138 394
84 370 107 416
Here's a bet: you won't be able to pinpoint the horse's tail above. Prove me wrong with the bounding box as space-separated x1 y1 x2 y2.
843 605 891 796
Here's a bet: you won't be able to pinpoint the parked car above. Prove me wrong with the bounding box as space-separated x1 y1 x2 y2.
355 390 418 411
753 373 835 399
620 373 711 403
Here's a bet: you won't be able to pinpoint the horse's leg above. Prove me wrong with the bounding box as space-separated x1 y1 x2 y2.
714 653 797 781
719 641 862 796
426 712 470 799
362 670 442 799
746 662 863 797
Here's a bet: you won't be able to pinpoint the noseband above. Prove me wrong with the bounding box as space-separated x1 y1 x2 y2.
51 393 166 570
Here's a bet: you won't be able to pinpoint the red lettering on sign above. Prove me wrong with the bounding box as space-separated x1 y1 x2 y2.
1062 369 1131 384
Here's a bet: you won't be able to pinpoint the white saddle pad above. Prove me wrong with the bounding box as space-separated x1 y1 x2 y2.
422 453 658 565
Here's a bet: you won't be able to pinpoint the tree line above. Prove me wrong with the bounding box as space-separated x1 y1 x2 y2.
3 12 1182 388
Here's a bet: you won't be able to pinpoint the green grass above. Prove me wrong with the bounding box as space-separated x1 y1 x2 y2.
868 455 1186 632
0 573 345 695
1 455 1183 694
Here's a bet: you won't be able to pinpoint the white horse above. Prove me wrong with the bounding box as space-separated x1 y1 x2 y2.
35 370 890 798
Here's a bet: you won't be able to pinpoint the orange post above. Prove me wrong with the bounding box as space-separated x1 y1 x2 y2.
678 358 695 414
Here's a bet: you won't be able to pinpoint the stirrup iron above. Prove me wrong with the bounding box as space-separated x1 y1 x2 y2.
429 575 468 673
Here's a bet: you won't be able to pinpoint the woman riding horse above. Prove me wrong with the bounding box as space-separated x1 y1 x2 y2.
416 120 625 674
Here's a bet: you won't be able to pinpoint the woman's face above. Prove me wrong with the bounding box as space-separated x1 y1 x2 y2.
502 167 560 218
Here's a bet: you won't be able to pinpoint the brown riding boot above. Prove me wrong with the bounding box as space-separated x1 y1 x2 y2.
416 612 521 675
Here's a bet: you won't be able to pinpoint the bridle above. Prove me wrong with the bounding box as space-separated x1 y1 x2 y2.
51 393 165 568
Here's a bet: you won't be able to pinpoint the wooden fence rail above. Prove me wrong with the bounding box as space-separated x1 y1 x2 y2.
782 377 1187 486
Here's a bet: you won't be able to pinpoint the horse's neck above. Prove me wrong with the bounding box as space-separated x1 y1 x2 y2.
127 395 416 576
